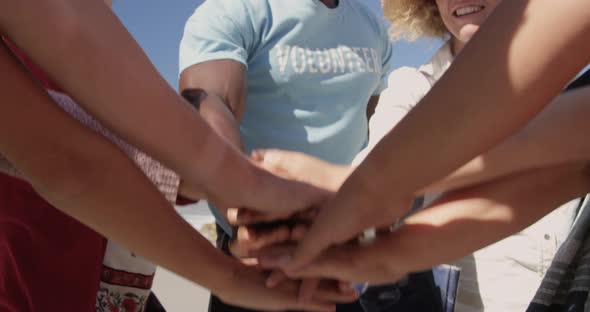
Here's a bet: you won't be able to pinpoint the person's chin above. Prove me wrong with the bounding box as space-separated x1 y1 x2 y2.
458 24 480 43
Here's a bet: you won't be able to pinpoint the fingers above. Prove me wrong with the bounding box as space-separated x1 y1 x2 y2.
290 247 357 281
251 149 296 166
266 270 288 288
250 149 264 162
313 279 359 304
228 208 294 225
266 271 358 305
227 208 272 225
229 225 291 258
250 149 295 181
228 207 317 226
298 278 320 304
239 258 260 267
288 191 409 270
259 243 361 282
287 203 359 270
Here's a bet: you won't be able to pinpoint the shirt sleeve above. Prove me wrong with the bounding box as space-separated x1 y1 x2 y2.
353 66 432 165
372 19 395 96
179 0 257 74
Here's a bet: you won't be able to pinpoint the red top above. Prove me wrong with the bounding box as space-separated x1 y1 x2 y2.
0 39 106 311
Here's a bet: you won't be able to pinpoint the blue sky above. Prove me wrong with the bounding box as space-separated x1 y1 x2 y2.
113 0 443 89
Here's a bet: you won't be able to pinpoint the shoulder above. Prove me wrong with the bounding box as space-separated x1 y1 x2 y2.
379 66 432 108
418 42 453 80
346 1 391 36
388 66 432 92
186 0 266 23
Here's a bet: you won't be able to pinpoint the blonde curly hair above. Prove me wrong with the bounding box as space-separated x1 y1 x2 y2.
382 0 448 41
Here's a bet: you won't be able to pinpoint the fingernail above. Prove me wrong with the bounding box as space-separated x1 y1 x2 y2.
263 153 276 165
227 209 238 223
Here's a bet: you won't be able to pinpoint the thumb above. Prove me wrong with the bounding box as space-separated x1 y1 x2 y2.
286 201 367 271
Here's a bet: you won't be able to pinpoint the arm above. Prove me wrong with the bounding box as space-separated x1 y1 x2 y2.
0 38 233 297
386 164 590 276
290 0 590 266
262 163 590 284
0 0 320 219
179 59 247 219
262 85 590 198
0 0 216 180
423 85 590 194
0 37 347 312
180 60 278 259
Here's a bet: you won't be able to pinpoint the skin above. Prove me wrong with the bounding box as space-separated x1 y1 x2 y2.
0 0 347 310
260 163 590 284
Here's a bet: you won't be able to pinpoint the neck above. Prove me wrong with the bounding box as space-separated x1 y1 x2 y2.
319 0 338 8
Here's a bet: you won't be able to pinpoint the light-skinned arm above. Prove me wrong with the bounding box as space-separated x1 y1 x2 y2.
260 163 590 284
0 41 346 312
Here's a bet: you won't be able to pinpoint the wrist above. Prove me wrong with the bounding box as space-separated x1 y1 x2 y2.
327 164 354 191
191 140 254 204
208 258 245 300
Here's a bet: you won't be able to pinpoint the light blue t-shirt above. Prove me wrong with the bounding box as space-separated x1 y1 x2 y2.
179 0 393 232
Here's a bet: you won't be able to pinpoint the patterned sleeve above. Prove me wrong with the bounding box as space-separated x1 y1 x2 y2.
49 90 181 203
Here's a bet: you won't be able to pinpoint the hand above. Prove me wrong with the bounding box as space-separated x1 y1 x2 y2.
218 260 358 311
258 232 409 285
231 181 414 273
243 149 405 267
228 223 293 259
207 164 333 224
252 149 351 192
228 214 358 305
285 179 414 271
261 224 359 305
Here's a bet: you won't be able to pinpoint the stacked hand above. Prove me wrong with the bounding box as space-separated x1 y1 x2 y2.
222 149 416 307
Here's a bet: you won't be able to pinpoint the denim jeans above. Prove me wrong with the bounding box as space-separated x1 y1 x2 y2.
359 268 459 312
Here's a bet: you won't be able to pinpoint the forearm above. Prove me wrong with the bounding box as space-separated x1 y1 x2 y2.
188 89 244 219
350 0 590 205
0 47 238 294
388 164 590 273
422 87 590 194
0 0 253 193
